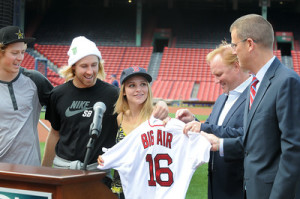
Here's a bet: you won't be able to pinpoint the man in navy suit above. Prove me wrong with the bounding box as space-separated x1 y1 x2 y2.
176 43 251 199
202 14 300 199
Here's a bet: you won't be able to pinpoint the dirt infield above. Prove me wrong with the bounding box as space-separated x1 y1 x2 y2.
168 107 212 116
38 119 50 142
38 107 212 142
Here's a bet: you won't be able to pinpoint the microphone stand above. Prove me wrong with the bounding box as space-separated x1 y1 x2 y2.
82 124 100 170
82 138 96 170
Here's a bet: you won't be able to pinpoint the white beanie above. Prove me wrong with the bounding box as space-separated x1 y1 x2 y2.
68 36 102 66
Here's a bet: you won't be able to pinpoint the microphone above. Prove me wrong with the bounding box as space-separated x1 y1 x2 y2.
89 102 106 139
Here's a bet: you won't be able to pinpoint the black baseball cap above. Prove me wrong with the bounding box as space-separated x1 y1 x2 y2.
0 26 35 45
120 66 152 85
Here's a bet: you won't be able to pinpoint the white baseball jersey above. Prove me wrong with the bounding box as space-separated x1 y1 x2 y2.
98 117 211 199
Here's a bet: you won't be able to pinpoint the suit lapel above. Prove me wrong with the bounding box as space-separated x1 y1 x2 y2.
210 94 228 125
222 88 248 126
244 58 281 143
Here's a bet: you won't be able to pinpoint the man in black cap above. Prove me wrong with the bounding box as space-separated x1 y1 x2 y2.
0 26 53 166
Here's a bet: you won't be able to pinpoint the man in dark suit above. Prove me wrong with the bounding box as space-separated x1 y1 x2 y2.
202 14 300 199
176 43 251 199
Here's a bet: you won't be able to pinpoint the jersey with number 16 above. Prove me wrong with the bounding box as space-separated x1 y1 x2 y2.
98 117 211 199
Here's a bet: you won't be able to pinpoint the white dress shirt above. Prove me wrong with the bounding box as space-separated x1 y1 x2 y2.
254 56 275 92
218 76 252 156
218 76 252 126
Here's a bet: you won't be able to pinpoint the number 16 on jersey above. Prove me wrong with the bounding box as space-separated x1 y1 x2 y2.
146 154 174 187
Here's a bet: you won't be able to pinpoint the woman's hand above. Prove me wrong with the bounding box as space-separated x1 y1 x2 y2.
152 101 169 120
97 155 104 166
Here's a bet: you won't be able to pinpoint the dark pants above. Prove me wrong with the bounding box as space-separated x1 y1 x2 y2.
102 176 113 189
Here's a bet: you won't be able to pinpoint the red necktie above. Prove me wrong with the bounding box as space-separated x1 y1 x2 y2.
249 76 259 109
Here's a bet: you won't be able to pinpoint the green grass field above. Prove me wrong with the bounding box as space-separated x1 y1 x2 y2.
40 112 209 198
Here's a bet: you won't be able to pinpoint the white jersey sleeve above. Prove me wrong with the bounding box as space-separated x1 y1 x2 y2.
98 116 211 199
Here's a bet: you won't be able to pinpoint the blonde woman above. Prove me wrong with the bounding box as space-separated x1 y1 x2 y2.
101 66 168 198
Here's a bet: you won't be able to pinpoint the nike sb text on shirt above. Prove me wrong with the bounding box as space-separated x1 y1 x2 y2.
65 101 93 117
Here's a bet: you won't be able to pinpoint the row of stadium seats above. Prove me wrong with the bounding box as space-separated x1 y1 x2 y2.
34 44 153 81
294 40 300 51
26 44 300 101
31 6 300 52
151 80 222 101
291 50 300 74
157 47 214 81
152 80 196 101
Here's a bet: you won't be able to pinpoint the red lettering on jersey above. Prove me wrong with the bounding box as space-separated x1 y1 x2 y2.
163 131 166 147
148 130 154 146
165 132 173 149
157 130 162 146
144 129 173 149
141 133 149 149
157 130 173 149
142 131 155 149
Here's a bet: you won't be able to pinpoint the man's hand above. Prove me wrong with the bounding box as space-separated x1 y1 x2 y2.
183 121 201 135
200 131 220 151
175 109 194 123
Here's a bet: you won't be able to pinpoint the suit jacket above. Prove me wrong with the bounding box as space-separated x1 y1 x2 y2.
201 88 248 199
224 57 300 199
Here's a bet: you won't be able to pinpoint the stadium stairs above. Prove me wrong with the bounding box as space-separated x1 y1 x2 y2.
22 51 65 87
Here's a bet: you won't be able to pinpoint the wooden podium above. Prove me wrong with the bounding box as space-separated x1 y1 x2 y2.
0 163 117 199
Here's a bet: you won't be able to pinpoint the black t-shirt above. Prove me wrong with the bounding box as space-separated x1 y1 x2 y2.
46 79 119 164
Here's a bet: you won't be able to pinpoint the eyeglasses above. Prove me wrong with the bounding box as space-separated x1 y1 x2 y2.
230 39 247 49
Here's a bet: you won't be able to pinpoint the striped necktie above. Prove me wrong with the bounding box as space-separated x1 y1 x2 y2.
249 76 259 109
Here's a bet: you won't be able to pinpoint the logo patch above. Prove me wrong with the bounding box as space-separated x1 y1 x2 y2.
72 47 77 55
15 30 24 39
132 66 140 72
65 101 92 117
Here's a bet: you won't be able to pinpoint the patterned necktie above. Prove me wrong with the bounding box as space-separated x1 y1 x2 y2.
249 76 259 109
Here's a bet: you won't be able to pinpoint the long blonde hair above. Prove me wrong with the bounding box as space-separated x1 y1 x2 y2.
114 81 153 126
59 58 106 81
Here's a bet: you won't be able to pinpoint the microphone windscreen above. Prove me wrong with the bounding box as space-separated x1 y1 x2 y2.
93 102 106 112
